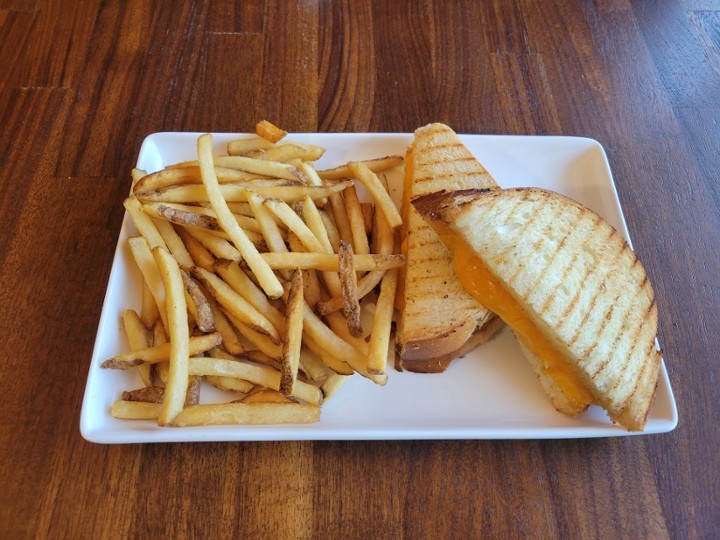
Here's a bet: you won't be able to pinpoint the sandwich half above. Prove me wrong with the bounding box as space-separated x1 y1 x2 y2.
412 187 661 431
395 123 503 373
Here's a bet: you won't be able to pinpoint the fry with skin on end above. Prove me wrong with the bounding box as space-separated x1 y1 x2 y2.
280 270 304 396
101 332 221 369
338 241 363 337
152 246 190 425
197 133 283 299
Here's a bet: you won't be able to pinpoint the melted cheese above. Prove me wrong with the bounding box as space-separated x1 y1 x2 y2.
443 232 595 408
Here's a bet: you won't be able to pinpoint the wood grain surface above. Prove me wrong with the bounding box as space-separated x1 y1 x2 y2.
1 1 718 538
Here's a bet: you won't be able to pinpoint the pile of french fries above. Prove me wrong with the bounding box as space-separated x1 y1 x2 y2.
101 121 405 427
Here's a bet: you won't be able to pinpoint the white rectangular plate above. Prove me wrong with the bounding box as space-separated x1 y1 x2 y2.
80 132 678 443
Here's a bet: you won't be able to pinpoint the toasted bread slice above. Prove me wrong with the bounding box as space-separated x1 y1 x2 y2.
412 188 661 431
395 123 501 373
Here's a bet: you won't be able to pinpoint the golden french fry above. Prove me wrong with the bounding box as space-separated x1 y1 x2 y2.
262 198 325 253
213 259 285 333
206 375 254 395
188 357 322 406
227 313 284 360
198 134 284 298
152 246 190 425
207 298 245 355
128 236 168 329
256 120 287 143
241 388 295 404
318 209 341 252
347 161 403 229
298 347 331 382
327 192 354 246
321 372 353 400
301 333 354 375
183 227 242 261
366 267 398 375
101 333 222 369
256 143 309 164
175 225 215 271
122 309 153 386
124 197 166 250
317 155 404 180
316 200 395 315
140 280 160 328
338 241 362 337
260 252 404 271
301 301 385 384
227 136 275 156
154 219 194 269
280 270 303 396
171 402 320 426
138 181 352 204
342 185 371 256
191 266 280 343
111 400 162 420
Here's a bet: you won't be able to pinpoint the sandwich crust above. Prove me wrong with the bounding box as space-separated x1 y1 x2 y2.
413 187 662 431
396 124 501 372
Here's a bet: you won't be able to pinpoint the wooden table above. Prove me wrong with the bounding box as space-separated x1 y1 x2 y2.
1 1 717 537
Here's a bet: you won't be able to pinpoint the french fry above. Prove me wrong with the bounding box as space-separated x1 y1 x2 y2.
171 402 320 426
366 267 398 374
191 266 280 343
154 219 194 269
342 185 371 256
188 357 322 405
227 136 275 156
213 259 285 333
260 252 404 271
128 236 168 329
198 134 284 298
122 309 153 387
138 181 352 204
263 198 325 253
180 269 215 333
256 120 287 143
124 197 166 250
224 311 284 359
321 372 353 400
101 332 221 369
338 241 363 337
317 155 404 180
347 161 403 229
280 270 303 396
207 297 245 355
328 192 354 246
140 280 160 328
301 301 386 384
111 400 162 420
256 143 309 164
183 227 242 261
298 347 331 382
240 388 294 404
175 226 215 271
152 246 190 425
